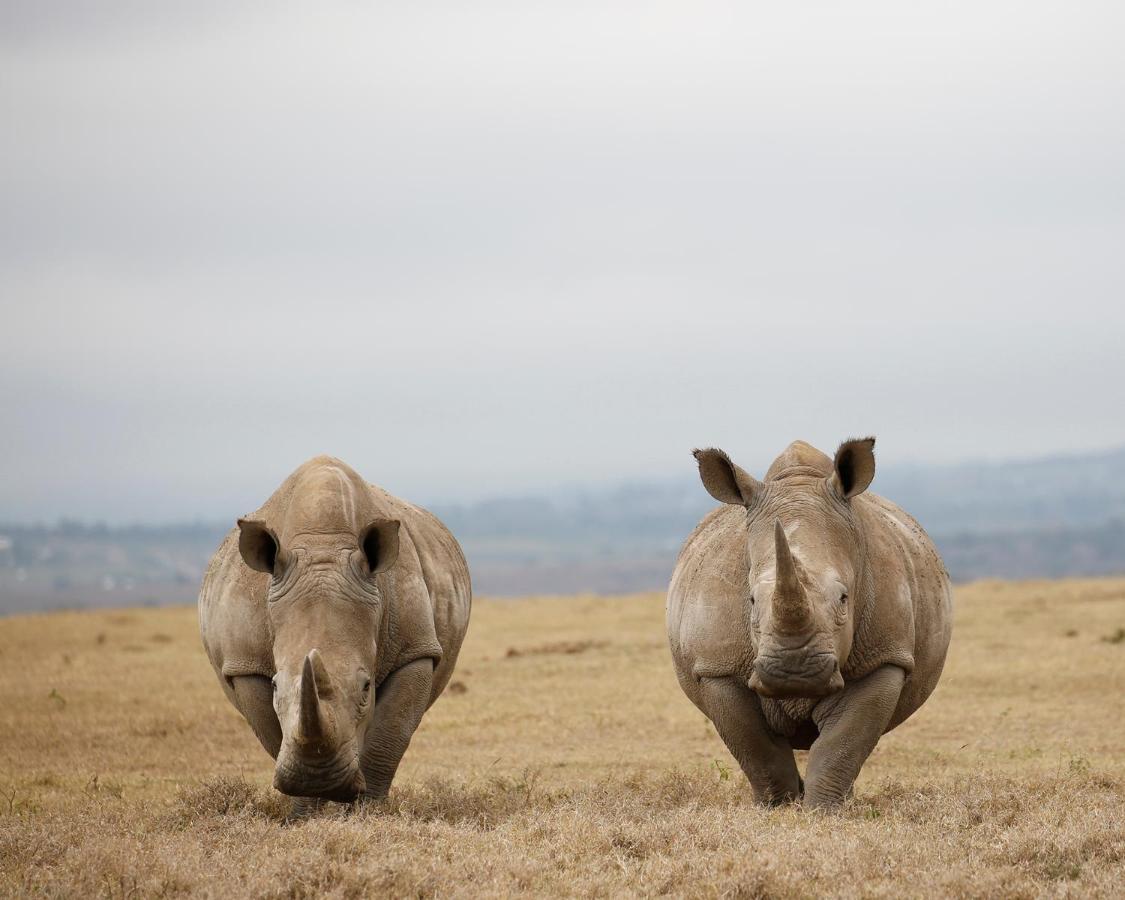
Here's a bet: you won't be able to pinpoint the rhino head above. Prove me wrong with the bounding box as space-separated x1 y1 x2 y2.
693 438 877 699
235 462 401 802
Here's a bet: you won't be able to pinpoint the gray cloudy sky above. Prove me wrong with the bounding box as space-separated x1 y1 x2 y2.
2 1 1124 523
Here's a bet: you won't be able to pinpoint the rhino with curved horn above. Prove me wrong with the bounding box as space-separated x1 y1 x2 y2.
667 438 952 809
199 456 471 807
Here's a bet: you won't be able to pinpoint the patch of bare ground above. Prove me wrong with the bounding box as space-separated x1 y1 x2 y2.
2 578 1124 896
505 639 609 658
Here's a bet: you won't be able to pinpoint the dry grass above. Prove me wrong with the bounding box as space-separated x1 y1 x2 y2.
1 579 1124 897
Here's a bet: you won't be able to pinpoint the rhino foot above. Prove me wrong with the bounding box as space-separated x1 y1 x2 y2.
283 796 339 823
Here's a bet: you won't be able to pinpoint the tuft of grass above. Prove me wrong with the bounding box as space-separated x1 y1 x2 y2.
83 774 124 800
167 776 290 826
0 783 40 817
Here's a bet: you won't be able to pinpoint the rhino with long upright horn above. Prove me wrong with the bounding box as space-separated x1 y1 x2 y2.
199 456 471 808
667 438 952 809
295 650 334 747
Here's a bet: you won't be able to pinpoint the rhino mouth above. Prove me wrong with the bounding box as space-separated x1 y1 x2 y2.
273 755 366 802
749 651 844 699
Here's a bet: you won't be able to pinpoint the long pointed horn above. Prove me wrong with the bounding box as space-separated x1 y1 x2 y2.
771 520 811 633
296 650 331 747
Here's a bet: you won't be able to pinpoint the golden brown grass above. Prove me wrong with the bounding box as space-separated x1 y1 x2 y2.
2 579 1125 897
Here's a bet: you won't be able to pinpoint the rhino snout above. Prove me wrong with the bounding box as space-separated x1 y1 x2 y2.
273 754 366 802
749 651 844 699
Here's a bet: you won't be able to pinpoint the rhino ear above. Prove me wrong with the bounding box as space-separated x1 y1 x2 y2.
831 437 876 499
237 518 279 573
360 519 400 575
693 448 762 507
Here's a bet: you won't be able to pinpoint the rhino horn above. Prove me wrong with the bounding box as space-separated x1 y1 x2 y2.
296 650 333 747
771 520 811 633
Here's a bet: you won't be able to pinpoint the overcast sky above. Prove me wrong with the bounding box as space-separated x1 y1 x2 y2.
2 2 1124 523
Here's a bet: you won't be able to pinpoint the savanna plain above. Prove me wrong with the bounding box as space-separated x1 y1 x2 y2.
1 579 1124 898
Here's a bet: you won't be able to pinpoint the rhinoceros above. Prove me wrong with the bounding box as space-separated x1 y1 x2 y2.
667 438 951 809
199 456 471 806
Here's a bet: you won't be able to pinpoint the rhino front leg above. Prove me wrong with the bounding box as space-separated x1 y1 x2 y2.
359 657 435 802
700 676 802 805
805 665 906 810
229 675 282 758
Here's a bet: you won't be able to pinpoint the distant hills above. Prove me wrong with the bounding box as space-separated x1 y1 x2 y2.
3 447 1125 612
434 445 1125 593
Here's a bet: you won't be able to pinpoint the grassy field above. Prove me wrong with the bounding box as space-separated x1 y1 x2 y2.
1 579 1124 897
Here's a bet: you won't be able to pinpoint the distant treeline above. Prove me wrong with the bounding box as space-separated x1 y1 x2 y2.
3 446 1125 612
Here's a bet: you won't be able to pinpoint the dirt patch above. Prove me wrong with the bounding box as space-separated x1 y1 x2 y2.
505 639 609 658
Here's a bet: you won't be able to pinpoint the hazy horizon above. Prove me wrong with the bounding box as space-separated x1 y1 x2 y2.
3 2 1124 523
1 440 1124 529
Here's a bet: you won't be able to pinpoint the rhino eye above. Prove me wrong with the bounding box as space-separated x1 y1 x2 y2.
838 591 848 604
362 679 372 696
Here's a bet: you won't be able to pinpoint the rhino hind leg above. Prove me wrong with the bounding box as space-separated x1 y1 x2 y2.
359 657 435 802
699 676 802 806
230 675 282 759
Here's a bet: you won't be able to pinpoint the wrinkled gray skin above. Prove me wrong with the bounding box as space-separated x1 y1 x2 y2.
199 456 471 809
667 438 952 809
